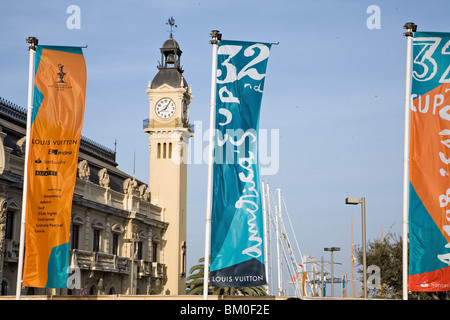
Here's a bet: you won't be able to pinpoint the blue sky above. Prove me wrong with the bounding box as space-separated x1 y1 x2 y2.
1 0 450 297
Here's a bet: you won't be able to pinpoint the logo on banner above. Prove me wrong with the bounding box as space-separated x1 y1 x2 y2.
57 64 66 83
35 169 58 176
49 63 72 91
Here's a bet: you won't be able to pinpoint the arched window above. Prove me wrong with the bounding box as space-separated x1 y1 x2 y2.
111 223 124 255
71 216 84 250
1 281 9 296
91 219 105 252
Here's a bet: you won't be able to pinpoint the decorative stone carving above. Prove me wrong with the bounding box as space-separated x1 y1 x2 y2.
16 136 26 156
139 184 150 201
78 160 90 180
0 199 8 263
123 178 137 196
98 168 110 188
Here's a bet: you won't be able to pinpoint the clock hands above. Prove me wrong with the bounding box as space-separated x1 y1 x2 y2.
160 100 171 112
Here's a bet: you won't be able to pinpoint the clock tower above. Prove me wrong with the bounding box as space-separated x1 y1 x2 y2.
144 35 192 294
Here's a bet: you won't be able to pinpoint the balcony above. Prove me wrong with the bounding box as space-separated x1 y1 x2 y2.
152 262 166 279
143 118 194 133
3 239 19 262
70 249 129 273
70 249 166 279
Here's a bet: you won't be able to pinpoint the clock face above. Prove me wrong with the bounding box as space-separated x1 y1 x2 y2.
155 98 176 119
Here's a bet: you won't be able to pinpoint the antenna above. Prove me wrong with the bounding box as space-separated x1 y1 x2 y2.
167 16 177 38
133 149 136 178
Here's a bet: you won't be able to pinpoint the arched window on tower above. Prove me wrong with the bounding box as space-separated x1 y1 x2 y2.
181 241 187 277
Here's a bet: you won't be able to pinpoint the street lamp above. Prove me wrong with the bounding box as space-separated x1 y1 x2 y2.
345 197 367 299
324 247 340 297
124 232 142 295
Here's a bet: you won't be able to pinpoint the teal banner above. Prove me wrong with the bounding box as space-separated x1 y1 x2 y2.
210 40 271 287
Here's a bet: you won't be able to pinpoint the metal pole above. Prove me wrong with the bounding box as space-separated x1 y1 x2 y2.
274 204 282 296
351 216 356 298
203 30 220 300
16 37 38 300
130 234 135 295
276 188 283 296
320 256 324 298
402 22 416 301
265 183 273 295
261 182 269 294
361 197 367 299
330 250 334 297
324 247 340 298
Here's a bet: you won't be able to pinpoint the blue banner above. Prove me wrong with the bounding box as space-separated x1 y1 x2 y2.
210 40 271 287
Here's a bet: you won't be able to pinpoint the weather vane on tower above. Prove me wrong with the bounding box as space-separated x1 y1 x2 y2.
167 17 177 38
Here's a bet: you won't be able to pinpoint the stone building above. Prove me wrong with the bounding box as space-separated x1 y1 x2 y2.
0 35 192 296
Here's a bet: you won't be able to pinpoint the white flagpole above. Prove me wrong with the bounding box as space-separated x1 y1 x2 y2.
275 188 282 296
261 181 269 294
16 37 38 300
203 30 221 300
401 22 416 301
265 183 273 295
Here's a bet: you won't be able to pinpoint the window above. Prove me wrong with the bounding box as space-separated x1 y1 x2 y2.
152 242 158 262
93 229 100 252
137 240 143 260
181 241 187 276
168 142 172 158
163 142 167 158
112 233 119 255
1 281 9 296
71 224 79 250
157 143 161 159
5 211 14 240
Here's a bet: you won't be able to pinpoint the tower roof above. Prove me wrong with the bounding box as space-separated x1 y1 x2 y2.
151 36 187 89
161 37 182 54
151 68 188 89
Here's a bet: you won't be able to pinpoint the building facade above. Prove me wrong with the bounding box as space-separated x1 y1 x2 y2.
0 36 191 296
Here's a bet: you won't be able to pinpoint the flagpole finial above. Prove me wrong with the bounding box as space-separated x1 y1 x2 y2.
403 22 417 37
209 30 222 45
26 37 38 51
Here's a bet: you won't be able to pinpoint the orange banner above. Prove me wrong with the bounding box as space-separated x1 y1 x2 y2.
23 45 86 288
409 32 450 291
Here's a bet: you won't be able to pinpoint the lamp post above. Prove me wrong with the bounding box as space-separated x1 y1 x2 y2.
345 197 367 299
324 247 340 297
124 232 141 295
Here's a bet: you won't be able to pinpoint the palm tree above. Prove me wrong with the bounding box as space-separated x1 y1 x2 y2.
186 257 268 296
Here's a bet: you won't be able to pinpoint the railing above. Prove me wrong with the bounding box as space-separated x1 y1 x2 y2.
3 239 19 262
70 249 129 273
152 262 165 278
70 249 165 279
143 117 194 133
